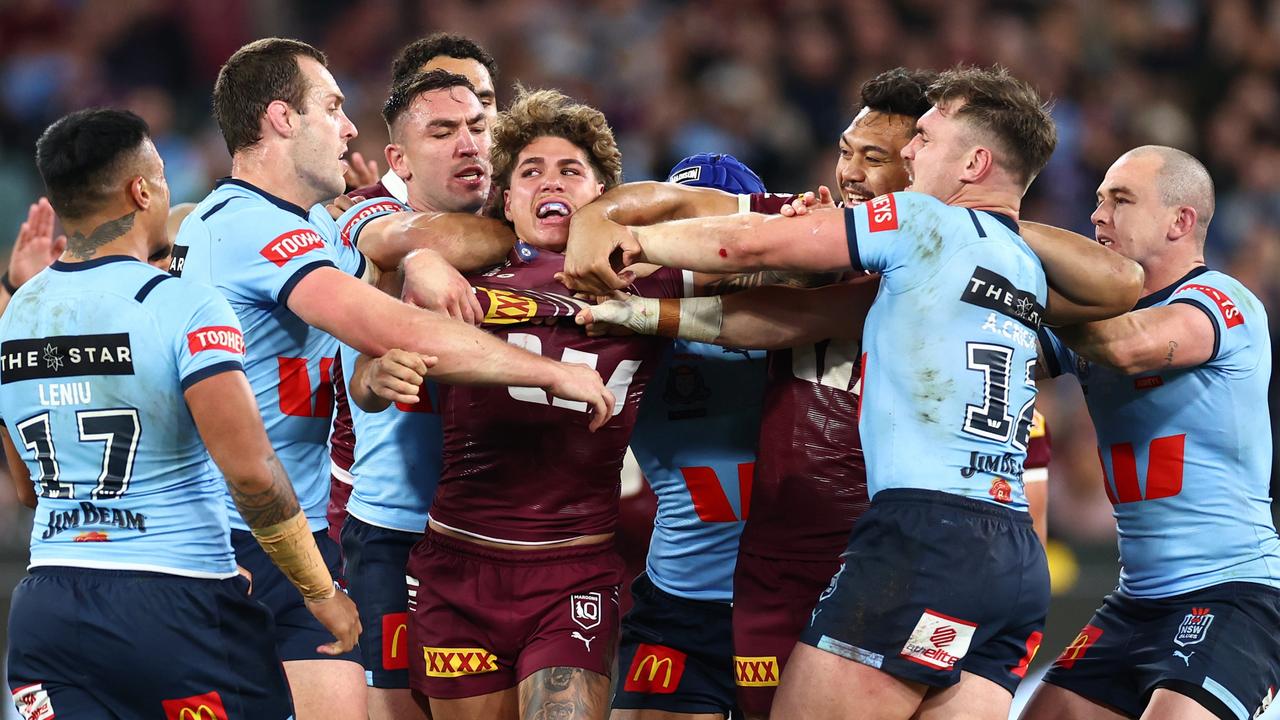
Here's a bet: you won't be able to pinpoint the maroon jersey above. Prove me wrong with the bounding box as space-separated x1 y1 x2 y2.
428 246 683 543
738 192 871 560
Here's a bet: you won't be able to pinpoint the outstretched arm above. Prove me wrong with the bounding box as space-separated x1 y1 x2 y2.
578 276 879 350
1019 221 1144 325
357 211 514 273
1052 303 1214 375
287 268 614 429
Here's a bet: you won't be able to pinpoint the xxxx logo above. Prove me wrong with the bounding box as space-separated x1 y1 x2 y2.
733 655 780 687
422 647 499 677
478 287 538 324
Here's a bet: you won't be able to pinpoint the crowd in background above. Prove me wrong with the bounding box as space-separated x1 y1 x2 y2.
1 0 1278 548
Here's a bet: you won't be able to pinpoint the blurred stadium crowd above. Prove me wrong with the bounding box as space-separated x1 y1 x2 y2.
0 0 1277 549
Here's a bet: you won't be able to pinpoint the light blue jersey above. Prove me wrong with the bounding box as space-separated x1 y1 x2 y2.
1041 268 1279 597
0 257 246 577
337 195 444 534
174 178 366 531
629 341 765 602
340 340 443 533
845 192 1047 510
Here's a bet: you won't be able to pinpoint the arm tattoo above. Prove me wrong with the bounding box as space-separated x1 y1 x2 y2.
66 212 136 260
702 269 841 294
228 454 302 528
1163 340 1178 368
519 666 608 720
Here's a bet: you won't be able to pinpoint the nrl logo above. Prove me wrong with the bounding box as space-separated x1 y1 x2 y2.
1173 607 1214 647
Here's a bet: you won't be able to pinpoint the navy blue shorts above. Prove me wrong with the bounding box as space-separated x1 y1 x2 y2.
231 528 360 664
7 566 293 719
340 515 421 689
1042 582 1280 720
800 488 1049 694
611 572 738 715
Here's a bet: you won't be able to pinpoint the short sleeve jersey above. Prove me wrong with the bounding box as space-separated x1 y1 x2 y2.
1040 268 1279 597
173 178 365 531
0 257 245 577
845 192 1047 510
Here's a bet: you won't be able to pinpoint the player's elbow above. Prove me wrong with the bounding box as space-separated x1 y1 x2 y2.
1102 257 1145 317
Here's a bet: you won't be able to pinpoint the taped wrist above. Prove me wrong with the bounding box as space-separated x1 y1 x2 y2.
657 296 723 343
250 511 335 600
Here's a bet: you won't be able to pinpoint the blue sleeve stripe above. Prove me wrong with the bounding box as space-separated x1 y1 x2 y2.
134 274 173 303
843 207 864 273
1170 297 1221 362
1036 327 1064 377
277 259 337 308
354 252 367 281
180 360 244 391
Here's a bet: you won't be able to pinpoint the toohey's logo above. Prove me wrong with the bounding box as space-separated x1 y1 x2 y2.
260 229 325 267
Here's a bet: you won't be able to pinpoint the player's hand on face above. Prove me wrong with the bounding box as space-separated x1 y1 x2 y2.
325 193 355 220
341 151 380 193
779 186 837 217
559 205 642 295
544 362 615 432
9 198 67 286
368 349 432 405
402 249 483 325
306 589 362 655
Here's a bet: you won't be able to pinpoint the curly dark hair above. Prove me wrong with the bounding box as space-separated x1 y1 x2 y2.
490 86 622 191
859 67 937 120
927 65 1057 186
391 33 498 88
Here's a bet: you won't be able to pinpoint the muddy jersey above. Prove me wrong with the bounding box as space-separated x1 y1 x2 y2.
428 244 682 544
1041 268 1279 597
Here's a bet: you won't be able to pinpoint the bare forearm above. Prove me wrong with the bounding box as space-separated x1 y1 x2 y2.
1054 314 1159 374
1020 221 1143 324
594 181 739 225
634 210 850 275
227 454 303 529
718 281 873 349
362 212 513 272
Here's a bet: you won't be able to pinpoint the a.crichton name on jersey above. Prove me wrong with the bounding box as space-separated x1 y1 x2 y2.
0 333 135 406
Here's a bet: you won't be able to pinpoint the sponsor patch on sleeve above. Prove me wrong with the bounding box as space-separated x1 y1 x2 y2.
12 683 55 720
340 200 405 247
1178 283 1244 328
259 229 326 267
867 193 899 232
187 326 245 355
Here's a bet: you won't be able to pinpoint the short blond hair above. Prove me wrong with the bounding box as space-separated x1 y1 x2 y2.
491 86 622 191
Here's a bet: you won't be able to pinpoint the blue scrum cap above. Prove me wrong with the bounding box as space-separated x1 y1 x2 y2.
667 152 766 194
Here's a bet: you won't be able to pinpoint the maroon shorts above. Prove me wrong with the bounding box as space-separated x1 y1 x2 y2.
731 549 843 716
406 529 624 699
326 473 354 547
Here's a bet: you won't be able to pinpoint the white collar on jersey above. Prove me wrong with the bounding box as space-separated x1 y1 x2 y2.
380 170 410 204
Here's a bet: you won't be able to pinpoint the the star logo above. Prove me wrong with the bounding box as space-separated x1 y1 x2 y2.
42 343 64 372
1015 297 1033 315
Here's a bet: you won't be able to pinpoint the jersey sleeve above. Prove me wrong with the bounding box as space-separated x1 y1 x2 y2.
337 196 412 249
1169 275 1256 366
842 191 939 278
747 192 798 215
1036 327 1075 379
213 205 340 307
161 281 247 390
632 266 687 299
309 205 366 279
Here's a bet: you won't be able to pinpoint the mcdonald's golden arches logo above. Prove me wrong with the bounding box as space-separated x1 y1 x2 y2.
162 691 228 720
623 643 687 694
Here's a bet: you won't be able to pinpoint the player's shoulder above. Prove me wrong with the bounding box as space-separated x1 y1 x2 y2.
1168 267 1265 325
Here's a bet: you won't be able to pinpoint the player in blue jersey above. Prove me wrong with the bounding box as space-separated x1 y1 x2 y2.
610 154 768 720
176 38 614 720
2 108 359 720
563 66 1140 720
332 68 495 720
1022 147 1280 720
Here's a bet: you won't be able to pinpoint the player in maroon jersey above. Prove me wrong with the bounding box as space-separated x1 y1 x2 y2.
326 33 502 547
565 68 1058 719
355 87 683 720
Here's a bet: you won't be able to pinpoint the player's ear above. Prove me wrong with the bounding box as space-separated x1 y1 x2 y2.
1169 205 1197 242
962 146 994 184
264 99 295 139
128 175 151 212
503 188 514 223
386 143 410 181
